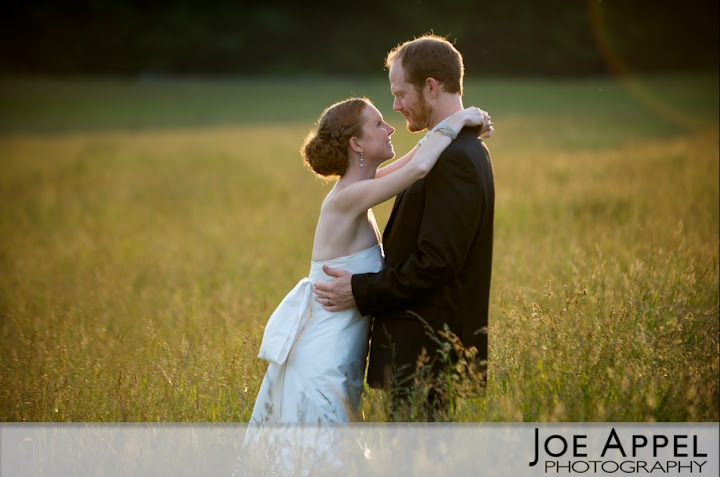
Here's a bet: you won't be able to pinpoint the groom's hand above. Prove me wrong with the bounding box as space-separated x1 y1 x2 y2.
312 266 356 311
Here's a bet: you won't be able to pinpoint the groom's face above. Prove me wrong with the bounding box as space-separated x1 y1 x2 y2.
389 61 433 132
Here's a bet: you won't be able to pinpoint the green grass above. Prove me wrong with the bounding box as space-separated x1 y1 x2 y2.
0 74 718 422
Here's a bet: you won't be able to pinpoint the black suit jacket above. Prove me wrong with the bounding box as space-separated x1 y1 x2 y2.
352 128 494 389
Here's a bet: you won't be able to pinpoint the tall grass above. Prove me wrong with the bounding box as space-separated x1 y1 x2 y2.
0 75 717 422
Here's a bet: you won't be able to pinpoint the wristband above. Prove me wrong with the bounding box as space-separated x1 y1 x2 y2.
435 122 458 140
416 118 458 148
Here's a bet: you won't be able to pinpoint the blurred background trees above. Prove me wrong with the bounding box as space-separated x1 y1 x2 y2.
1 0 717 77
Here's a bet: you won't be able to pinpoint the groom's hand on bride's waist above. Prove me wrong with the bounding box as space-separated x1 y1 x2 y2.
313 266 356 312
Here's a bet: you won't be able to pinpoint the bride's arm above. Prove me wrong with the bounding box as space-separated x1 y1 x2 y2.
375 148 416 179
329 107 486 214
376 107 492 180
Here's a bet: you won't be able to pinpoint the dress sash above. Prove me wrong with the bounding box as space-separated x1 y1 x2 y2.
257 278 312 365
257 245 383 365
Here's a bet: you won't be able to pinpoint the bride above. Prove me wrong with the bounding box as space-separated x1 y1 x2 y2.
248 97 491 423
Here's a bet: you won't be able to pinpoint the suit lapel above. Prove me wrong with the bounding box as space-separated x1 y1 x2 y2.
382 190 405 241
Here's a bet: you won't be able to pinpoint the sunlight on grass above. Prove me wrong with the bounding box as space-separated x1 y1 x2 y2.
0 76 717 422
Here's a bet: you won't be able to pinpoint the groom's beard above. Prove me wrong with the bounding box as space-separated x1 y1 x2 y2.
405 92 433 133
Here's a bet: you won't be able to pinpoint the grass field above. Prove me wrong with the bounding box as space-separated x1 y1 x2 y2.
0 73 718 422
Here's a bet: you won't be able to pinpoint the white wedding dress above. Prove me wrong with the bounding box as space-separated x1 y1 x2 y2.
249 244 384 423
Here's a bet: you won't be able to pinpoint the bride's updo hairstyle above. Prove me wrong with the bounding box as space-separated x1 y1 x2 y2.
302 98 371 178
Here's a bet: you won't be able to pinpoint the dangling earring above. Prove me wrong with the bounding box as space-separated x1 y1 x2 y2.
360 151 364 167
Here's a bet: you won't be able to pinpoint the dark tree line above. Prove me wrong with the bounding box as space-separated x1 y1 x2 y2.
1 0 717 76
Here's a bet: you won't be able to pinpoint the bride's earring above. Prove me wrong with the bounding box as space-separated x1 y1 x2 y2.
360 151 364 167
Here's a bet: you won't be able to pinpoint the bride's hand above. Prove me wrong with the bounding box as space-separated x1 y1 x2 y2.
467 106 493 139
478 109 493 139
447 107 493 139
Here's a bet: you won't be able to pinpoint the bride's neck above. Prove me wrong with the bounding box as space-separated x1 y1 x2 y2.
338 162 377 185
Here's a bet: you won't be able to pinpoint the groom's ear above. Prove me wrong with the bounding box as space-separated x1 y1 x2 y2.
425 77 441 97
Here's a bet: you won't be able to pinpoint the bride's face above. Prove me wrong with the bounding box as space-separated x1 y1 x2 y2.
358 104 395 162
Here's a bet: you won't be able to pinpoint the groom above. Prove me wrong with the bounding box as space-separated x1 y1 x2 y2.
313 34 494 415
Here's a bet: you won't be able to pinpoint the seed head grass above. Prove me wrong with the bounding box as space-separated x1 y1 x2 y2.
0 75 717 422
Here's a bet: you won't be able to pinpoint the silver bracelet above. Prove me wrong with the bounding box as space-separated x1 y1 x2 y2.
435 122 458 140
417 120 458 148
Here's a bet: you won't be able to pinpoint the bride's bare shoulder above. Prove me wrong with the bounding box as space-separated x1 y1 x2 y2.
320 179 367 215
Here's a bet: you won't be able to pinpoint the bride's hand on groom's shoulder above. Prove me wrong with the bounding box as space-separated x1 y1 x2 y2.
313 266 356 311
463 106 493 139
